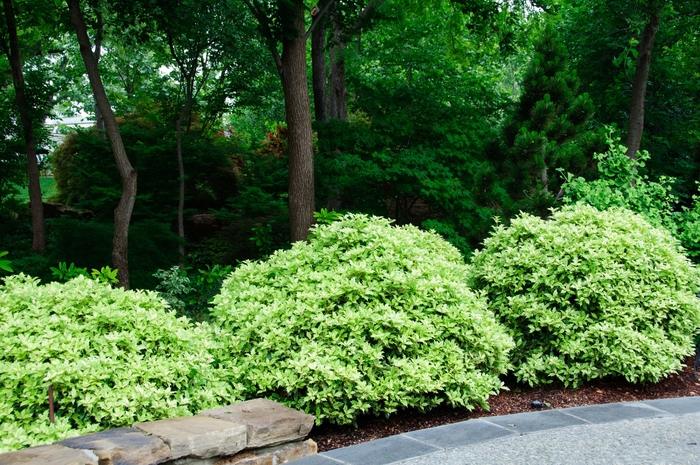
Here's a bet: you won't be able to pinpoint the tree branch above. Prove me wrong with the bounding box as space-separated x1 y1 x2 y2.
350 0 384 32
243 0 283 75
305 0 338 39
669 11 700 22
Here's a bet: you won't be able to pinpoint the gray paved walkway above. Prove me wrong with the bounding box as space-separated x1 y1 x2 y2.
290 396 700 465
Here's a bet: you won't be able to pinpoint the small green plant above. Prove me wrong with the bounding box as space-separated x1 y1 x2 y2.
250 221 277 257
213 214 513 425
50 262 88 281
0 251 12 273
153 266 194 313
560 132 677 231
90 266 119 284
470 204 700 387
313 208 343 225
153 264 233 320
50 263 118 285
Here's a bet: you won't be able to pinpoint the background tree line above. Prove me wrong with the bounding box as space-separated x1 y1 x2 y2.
1 0 699 290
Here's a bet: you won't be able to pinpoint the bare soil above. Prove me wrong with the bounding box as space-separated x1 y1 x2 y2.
309 355 700 452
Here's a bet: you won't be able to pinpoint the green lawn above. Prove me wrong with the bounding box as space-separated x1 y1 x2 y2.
13 177 56 202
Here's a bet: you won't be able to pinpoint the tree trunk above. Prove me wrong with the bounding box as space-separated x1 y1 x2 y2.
93 11 105 140
311 10 328 122
625 6 662 160
175 80 194 267
280 0 315 241
326 0 382 122
328 14 348 122
68 0 137 289
2 0 45 253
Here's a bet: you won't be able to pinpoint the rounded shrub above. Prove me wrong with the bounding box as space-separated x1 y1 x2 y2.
0 275 233 452
470 204 700 387
211 214 514 424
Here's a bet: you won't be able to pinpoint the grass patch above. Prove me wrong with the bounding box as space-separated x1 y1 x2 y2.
13 177 56 202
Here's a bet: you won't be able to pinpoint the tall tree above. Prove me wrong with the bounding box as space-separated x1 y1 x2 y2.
625 0 664 159
311 2 329 122
92 8 105 139
499 24 594 214
244 0 317 241
1 0 45 252
67 0 137 288
324 0 383 122
145 0 256 265
559 0 700 168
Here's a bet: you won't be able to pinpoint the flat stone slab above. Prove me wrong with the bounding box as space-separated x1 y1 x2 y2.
404 418 514 449
481 409 588 433
134 416 246 460
640 396 700 415
200 399 314 448
565 402 666 424
0 444 98 465
58 427 171 464
323 435 440 465
167 439 317 465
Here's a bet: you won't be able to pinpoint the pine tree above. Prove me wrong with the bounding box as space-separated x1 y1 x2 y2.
500 24 595 215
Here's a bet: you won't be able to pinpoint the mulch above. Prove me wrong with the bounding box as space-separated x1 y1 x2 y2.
309 355 700 452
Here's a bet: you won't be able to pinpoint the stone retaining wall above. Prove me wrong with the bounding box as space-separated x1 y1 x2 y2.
0 399 317 465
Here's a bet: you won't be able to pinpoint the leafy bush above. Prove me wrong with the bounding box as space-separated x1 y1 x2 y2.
561 133 700 260
50 115 240 220
212 214 513 424
153 264 233 321
0 275 234 452
470 205 700 387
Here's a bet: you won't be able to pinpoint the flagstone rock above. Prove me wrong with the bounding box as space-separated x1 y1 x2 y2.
200 399 314 448
57 427 171 465
0 444 98 465
134 416 246 460
166 439 317 465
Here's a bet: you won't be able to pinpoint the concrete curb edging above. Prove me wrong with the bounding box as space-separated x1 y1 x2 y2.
288 396 700 465
0 398 317 465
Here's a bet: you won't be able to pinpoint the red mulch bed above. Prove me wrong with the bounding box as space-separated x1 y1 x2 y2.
309 355 700 452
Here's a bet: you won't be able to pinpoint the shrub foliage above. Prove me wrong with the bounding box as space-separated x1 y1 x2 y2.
0 275 232 452
212 214 513 424
470 205 700 387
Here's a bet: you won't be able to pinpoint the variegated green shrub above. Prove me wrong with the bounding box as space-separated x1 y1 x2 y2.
0 275 235 452
470 205 700 387
212 214 513 424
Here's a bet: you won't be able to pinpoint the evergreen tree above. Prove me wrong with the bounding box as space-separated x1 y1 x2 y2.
498 24 595 216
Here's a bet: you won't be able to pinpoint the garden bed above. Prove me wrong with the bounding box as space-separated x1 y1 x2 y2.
310 355 700 452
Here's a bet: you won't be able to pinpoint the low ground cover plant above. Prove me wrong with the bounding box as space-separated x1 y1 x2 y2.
470 204 700 387
212 214 514 425
0 275 232 452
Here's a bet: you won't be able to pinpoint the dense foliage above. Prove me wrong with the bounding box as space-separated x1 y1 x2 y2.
1 217 181 289
2 0 700 452
0 275 232 452
562 134 700 260
470 204 700 387
493 23 597 216
50 115 240 220
212 214 514 424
